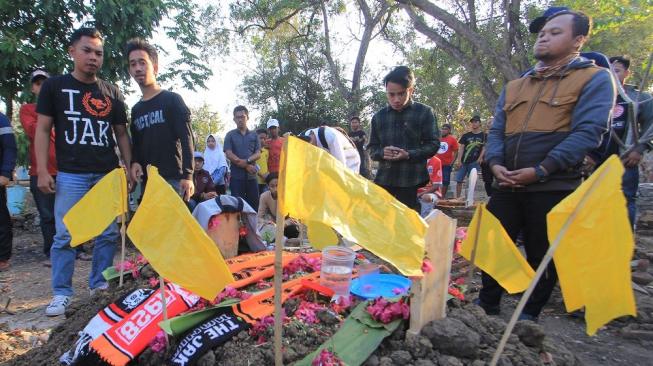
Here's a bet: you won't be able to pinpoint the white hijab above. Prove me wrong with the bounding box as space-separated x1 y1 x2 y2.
203 133 229 174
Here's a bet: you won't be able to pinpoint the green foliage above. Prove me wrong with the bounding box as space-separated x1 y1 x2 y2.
559 0 653 87
0 0 211 115
190 104 225 151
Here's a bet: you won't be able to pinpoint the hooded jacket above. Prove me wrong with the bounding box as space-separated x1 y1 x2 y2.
486 57 615 191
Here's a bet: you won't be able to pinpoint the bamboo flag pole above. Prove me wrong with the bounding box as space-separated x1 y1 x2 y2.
465 204 483 289
119 212 127 287
273 206 285 366
119 169 128 287
489 166 611 366
159 276 169 345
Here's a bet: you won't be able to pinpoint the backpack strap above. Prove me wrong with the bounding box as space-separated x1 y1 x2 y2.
317 127 329 150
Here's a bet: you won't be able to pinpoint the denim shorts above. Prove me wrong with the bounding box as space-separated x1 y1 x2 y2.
456 162 480 182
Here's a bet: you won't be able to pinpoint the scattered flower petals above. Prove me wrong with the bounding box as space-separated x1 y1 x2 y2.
149 330 167 353
312 348 344 366
421 258 433 274
366 297 410 324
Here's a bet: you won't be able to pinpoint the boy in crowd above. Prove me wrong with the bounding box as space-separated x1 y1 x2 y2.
19 70 59 265
35 28 133 315
188 152 217 211
435 123 458 198
0 111 17 272
126 38 195 200
349 116 370 178
224 106 261 209
256 128 270 194
455 115 485 198
417 154 443 217
266 119 283 174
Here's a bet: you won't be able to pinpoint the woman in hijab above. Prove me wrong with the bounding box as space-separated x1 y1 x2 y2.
203 134 229 194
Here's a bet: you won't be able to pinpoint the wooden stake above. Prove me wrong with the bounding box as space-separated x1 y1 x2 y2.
119 168 128 287
465 204 483 289
489 166 611 366
273 210 285 366
159 276 169 346
408 210 457 335
119 212 126 287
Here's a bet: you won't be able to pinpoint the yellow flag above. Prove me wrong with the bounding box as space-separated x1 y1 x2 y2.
548 155 636 335
127 166 234 300
278 137 426 276
63 168 127 247
460 204 534 293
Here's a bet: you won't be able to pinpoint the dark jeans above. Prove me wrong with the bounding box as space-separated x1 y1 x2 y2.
359 151 371 179
0 186 12 261
622 166 638 229
379 184 420 212
230 178 259 211
30 175 56 257
480 162 494 197
479 189 571 317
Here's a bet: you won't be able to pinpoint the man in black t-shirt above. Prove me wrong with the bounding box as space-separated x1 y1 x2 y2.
348 116 370 178
126 38 195 201
35 28 133 316
454 115 486 198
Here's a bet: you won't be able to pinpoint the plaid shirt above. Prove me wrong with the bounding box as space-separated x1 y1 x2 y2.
369 101 440 187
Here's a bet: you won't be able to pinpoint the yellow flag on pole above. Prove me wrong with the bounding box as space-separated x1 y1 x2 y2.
127 166 234 300
460 204 535 293
278 137 426 277
548 155 636 335
63 168 127 247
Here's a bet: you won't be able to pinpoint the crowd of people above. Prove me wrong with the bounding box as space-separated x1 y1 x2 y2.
0 6 651 326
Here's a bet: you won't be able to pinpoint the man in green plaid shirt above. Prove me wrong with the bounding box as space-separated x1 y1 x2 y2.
368 66 440 210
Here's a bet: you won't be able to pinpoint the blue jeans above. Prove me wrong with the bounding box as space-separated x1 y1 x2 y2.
52 172 119 296
456 162 481 182
622 166 638 229
30 175 56 257
230 178 259 210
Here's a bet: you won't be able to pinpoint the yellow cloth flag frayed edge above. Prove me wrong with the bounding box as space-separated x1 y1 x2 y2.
127 166 234 300
460 203 534 294
278 137 426 276
63 168 127 247
548 155 636 335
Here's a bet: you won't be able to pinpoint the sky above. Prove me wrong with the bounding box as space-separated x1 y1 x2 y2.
128 2 405 138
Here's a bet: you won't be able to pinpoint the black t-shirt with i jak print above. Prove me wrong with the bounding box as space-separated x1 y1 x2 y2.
36 74 128 174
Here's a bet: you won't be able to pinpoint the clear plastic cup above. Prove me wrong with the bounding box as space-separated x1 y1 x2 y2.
320 246 356 297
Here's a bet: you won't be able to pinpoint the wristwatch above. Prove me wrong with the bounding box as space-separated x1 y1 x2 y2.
534 165 548 182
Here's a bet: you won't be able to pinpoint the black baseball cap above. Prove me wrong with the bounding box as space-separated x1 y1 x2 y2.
441 124 452 129
469 115 481 122
529 6 569 34
30 69 50 83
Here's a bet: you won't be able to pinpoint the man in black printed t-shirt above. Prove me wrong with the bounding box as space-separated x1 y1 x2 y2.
126 38 195 201
35 28 133 316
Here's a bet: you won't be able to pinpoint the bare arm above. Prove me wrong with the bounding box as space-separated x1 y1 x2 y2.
35 114 55 193
112 124 132 170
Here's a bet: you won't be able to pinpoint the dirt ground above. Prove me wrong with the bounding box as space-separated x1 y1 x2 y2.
1 183 653 365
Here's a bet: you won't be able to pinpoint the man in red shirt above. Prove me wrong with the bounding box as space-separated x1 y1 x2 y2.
19 70 59 265
435 124 459 198
417 155 443 217
266 119 283 174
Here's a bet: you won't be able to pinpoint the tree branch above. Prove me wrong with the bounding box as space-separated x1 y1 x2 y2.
396 0 519 80
401 4 499 110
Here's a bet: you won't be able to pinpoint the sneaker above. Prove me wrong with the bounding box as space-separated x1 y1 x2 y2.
0 260 9 272
45 295 70 317
473 298 501 315
90 283 109 296
518 312 539 322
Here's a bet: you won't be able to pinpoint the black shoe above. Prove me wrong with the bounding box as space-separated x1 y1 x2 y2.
518 312 539 322
473 298 501 315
